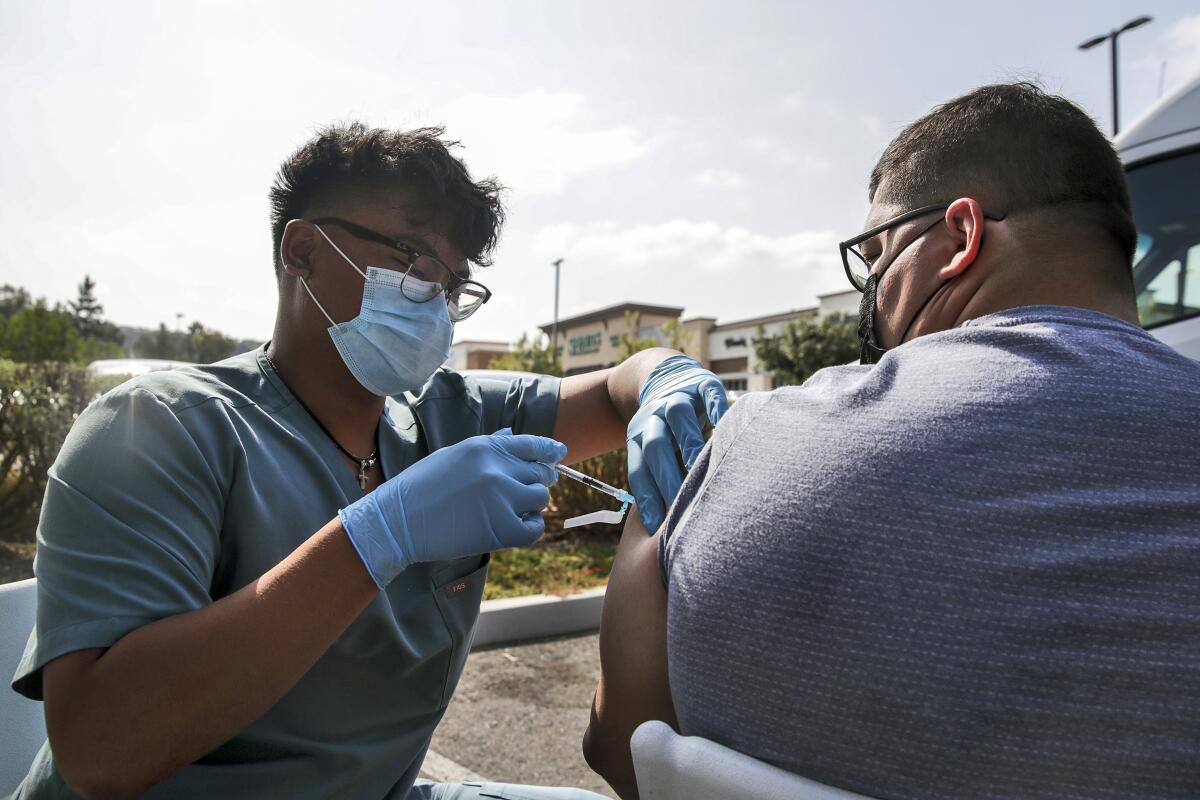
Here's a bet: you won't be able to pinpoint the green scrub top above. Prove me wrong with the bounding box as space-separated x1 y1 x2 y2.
10 347 560 799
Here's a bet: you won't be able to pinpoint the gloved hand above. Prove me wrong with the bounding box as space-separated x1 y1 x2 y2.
627 354 729 532
340 428 567 588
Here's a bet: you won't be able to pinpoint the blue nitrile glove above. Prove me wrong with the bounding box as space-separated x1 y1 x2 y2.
627 354 729 532
339 428 567 588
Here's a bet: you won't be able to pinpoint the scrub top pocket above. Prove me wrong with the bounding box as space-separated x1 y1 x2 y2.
431 554 490 707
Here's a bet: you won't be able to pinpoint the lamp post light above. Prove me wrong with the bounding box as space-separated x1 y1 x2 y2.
551 258 564 366
1079 15 1153 136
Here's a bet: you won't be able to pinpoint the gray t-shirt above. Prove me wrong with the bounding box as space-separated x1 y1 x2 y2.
661 306 1200 799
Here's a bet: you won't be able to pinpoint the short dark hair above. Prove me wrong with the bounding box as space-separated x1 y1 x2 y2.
268 123 505 277
869 82 1136 266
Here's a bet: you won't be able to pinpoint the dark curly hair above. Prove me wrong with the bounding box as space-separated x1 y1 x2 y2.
268 123 505 277
870 82 1136 271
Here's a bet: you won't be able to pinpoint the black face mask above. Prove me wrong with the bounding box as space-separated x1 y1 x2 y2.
857 272 887 364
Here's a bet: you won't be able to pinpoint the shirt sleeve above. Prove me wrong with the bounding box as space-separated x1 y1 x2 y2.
12 387 224 700
474 375 561 438
658 391 774 589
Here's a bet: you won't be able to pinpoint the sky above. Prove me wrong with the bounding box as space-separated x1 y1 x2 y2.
2 1 1199 345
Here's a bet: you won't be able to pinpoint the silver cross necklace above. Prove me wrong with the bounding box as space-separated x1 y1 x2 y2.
266 355 379 492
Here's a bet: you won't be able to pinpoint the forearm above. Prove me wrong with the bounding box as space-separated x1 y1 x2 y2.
47 517 378 798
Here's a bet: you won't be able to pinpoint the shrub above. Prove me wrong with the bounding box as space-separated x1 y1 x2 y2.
0 361 129 542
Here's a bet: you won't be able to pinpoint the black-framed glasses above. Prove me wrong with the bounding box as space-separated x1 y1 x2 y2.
839 203 1007 292
309 216 492 321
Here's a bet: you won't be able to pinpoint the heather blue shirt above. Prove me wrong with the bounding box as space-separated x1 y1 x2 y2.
11 347 559 799
662 306 1200 799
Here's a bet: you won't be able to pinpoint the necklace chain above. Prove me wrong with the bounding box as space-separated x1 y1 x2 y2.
265 354 379 491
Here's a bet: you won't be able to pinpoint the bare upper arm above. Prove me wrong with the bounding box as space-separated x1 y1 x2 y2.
583 509 676 799
553 368 626 464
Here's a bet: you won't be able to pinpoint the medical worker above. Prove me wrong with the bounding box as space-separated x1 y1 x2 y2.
10 123 727 800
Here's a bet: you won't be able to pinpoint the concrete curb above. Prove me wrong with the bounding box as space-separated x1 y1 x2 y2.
473 585 606 649
419 749 487 784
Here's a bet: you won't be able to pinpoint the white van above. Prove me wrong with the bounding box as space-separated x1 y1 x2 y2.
1117 72 1200 359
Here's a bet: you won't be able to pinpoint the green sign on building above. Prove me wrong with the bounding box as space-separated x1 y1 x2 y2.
569 332 602 356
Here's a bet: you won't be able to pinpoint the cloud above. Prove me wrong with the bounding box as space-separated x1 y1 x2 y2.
534 220 837 273
1163 14 1200 89
858 113 884 141
1134 14 1200 94
432 90 648 195
691 168 746 189
525 219 845 327
746 135 832 173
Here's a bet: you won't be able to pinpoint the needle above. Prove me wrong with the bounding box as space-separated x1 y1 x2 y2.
554 464 636 505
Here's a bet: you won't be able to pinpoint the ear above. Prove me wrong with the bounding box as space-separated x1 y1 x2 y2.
939 198 986 280
280 219 317 279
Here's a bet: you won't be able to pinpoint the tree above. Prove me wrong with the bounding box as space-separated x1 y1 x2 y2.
187 321 235 364
659 317 694 354
68 275 125 356
0 285 31 319
134 323 191 361
490 332 562 376
753 314 859 387
617 312 696 360
617 311 661 360
133 320 237 364
69 276 104 338
0 301 83 363
79 337 125 363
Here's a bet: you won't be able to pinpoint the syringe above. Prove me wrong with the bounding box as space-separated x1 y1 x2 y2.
555 464 636 505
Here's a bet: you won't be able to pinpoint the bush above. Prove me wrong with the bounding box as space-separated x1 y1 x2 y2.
0 361 128 542
754 314 859 387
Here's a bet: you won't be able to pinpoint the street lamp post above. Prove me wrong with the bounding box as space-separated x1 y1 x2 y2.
1078 15 1153 136
551 258 564 365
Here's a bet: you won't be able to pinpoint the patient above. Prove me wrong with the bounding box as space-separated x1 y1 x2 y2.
582 82 1200 800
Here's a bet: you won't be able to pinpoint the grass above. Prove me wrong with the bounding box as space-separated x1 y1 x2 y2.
485 536 617 601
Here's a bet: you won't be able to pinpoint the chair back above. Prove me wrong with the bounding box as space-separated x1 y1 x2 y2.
630 720 881 800
0 578 46 794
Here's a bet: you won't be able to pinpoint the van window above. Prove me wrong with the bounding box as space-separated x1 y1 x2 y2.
1128 148 1200 328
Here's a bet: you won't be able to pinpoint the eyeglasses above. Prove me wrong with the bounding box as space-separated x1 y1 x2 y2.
839 203 1007 292
309 216 492 321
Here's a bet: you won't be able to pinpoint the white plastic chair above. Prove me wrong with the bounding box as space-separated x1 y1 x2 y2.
1 578 46 795
630 720 881 800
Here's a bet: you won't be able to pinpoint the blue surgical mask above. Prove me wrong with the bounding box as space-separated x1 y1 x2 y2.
301 226 453 396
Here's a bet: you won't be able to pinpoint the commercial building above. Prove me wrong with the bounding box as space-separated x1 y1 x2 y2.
532 289 860 393
444 339 513 371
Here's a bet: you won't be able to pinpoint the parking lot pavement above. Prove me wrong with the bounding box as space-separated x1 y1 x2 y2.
427 631 615 798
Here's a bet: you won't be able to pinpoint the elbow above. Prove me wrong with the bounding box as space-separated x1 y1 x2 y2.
581 724 602 774
583 721 638 799
581 717 612 776
57 760 144 800
50 722 157 800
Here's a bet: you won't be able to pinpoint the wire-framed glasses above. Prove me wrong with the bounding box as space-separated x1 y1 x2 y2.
310 216 492 321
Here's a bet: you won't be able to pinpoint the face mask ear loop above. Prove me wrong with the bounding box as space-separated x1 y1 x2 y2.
298 275 341 331
313 224 369 281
